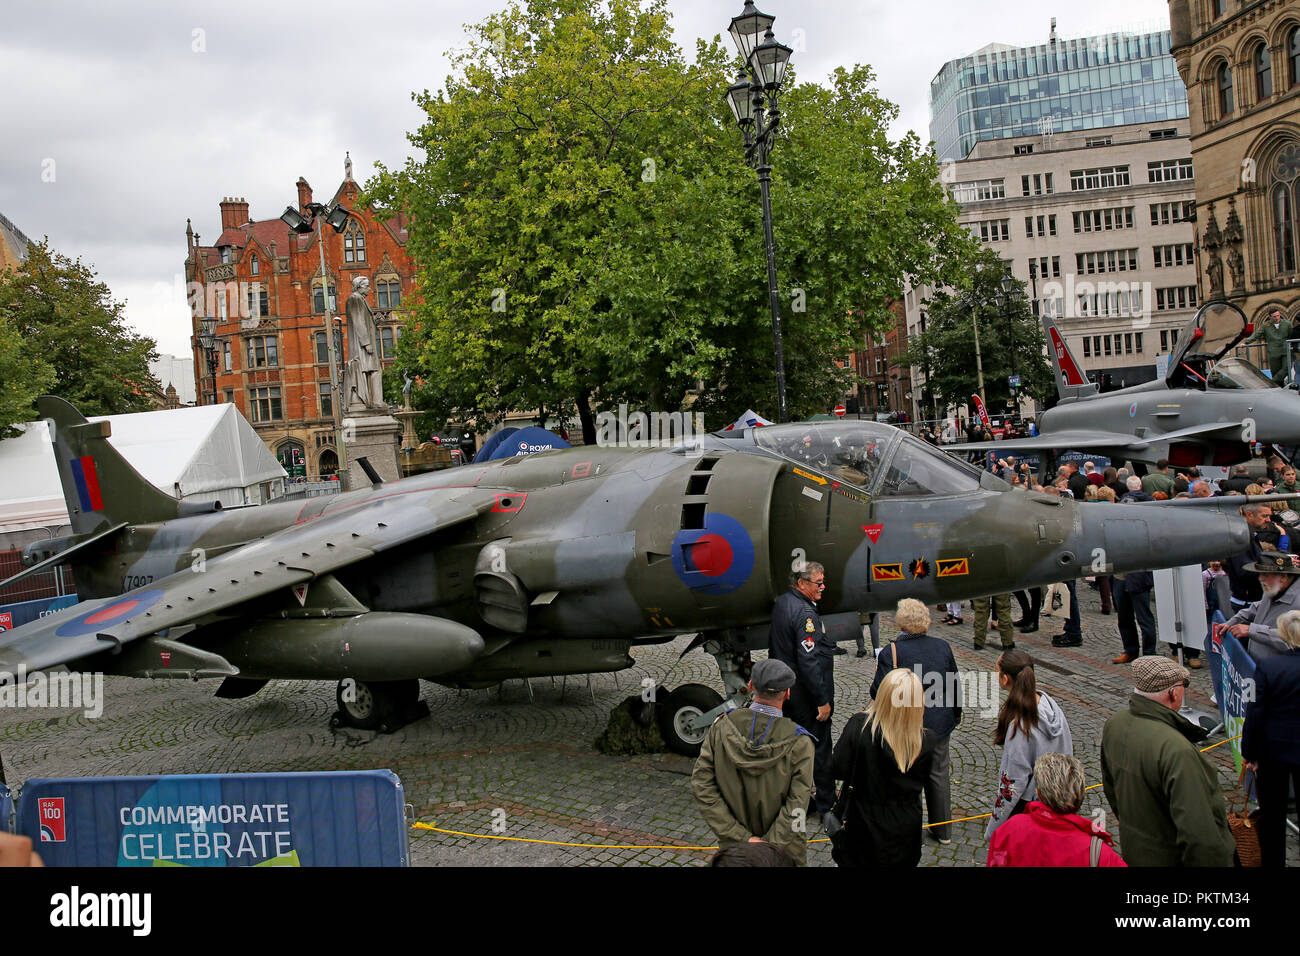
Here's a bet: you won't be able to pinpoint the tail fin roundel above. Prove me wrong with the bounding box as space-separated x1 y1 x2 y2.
1042 314 1097 401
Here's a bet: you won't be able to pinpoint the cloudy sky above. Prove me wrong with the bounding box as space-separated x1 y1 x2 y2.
2 0 1173 357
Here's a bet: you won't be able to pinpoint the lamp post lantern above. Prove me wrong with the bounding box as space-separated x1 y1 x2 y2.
195 314 219 406
725 2 793 423
281 199 351 487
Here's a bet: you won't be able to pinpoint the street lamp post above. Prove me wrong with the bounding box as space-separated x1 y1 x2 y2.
993 271 1024 416
195 315 219 406
281 200 351 487
725 2 793 423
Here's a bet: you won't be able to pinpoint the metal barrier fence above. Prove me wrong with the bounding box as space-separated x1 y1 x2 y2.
0 550 75 606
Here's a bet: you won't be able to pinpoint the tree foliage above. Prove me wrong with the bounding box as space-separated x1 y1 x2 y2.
904 247 1054 418
367 0 977 440
0 240 159 428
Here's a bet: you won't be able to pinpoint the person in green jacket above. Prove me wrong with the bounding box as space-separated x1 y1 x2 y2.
1246 308 1292 382
1101 656 1236 866
691 658 815 865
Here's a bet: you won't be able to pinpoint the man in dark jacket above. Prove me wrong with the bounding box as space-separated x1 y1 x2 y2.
1224 504 1271 614
1242 620 1300 868
1220 464 1255 495
869 598 961 844
1113 567 1157 664
1101 656 1235 866
1065 461 1090 501
692 658 815 865
769 561 835 815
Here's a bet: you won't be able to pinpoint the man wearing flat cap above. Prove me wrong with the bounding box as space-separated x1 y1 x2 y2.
1101 656 1235 866
1215 548 1300 663
691 658 816 865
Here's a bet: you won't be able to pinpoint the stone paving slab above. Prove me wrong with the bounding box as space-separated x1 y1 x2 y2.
0 583 1294 866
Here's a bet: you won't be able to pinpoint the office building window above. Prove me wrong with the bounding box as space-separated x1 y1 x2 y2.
1147 159 1194 182
950 179 1006 202
248 386 282 423
1075 248 1140 274
1150 201 1195 225
1085 136 1113 148
1155 286 1198 310
1153 243 1195 267
972 219 1011 242
1073 207 1134 232
1148 128 1177 139
1070 166 1130 190
1014 144 1034 154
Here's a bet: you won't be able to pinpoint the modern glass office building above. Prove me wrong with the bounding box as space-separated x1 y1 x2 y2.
930 31 1188 162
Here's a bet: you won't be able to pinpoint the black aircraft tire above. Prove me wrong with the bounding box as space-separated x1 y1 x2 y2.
336 678 419 730
657 683 724 758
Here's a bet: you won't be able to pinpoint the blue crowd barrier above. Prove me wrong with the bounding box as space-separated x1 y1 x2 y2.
0 594 79 630
13 770 409 867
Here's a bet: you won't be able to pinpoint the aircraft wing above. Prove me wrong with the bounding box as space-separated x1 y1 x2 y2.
946 429 1155 454
0 487 499 675
1148 420 1250 444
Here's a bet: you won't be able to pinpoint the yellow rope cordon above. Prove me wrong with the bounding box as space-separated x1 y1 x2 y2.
408 735 1250 851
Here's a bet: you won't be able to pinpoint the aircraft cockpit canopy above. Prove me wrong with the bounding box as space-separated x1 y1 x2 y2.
1166 301 1252 386
750 422 983 497
1206 356 1279 390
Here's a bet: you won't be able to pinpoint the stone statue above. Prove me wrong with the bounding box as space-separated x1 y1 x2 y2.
1228 248 1245 292
344 276 385 411
1206 253 1224 297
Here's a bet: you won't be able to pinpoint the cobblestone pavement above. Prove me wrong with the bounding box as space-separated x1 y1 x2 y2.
1 583 1295 867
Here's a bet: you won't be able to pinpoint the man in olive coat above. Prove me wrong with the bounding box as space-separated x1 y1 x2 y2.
691 659 815 865
1101 657 1235 866
1246 308 1292 382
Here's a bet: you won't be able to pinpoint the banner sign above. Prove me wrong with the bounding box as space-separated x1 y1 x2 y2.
14 770 409 867
0 594 79 630
1206 632 1256 775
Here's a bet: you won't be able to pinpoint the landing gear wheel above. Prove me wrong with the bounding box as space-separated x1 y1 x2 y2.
332 678 423 732
657 683 724 757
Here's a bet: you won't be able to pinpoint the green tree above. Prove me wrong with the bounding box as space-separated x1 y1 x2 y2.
904 247 1054 418
368 0 977 440
0 312 55 437
0 240 159 423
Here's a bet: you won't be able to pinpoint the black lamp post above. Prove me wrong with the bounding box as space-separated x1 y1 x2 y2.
195 314 219 406
281 199 350 485
992 271 1024 415
725 1 793 423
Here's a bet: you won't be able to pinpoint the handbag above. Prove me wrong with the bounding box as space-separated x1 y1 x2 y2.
1226 768 1262 867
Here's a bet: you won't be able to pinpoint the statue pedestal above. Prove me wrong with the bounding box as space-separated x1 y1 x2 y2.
344 412 402 487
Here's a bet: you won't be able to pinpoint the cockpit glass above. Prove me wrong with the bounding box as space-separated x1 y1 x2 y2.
1171 301 1249 367
753 422 893 489
1206 356 1279 390
877 437 982 497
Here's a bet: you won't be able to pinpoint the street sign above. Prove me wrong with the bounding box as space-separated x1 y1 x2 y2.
1008 374 1022 387
833 405 846 418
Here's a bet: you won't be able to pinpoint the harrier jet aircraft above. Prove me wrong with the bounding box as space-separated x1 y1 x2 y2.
949 301 1300 471
0 396 1256 754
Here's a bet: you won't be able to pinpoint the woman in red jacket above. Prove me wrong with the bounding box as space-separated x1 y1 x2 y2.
987 752 1126 867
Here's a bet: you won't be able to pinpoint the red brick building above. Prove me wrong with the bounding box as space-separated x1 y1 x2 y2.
185 163 414 478
848 300 910 417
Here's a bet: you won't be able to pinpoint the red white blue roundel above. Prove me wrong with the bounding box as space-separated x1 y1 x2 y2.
55 590 166 638
670 513 756 595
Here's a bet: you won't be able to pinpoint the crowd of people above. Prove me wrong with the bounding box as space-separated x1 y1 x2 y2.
692 556 1300 868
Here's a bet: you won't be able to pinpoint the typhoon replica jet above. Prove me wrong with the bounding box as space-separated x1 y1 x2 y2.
0 396 1258 755
951 301 1300 472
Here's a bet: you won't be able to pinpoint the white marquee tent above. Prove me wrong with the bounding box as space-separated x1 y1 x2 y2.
0 404 286 539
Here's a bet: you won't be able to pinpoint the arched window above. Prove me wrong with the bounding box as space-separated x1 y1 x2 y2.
1289 26 1300 88
1217 61 1234 116
319 449 338 477
343 222 366 263
276 440 305 474
1275 182 1297 274
1255 42 1273 100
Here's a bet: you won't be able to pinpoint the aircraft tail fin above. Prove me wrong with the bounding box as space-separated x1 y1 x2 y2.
1042 312 1098 401
38 396 181 535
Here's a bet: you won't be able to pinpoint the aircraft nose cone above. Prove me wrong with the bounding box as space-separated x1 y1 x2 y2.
1073 501 1250 575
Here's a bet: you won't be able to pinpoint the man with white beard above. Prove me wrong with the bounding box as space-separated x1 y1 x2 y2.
1215 549 1300 663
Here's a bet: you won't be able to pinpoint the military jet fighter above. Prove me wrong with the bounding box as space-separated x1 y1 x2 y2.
949 301 1300 471
0 396 1256 755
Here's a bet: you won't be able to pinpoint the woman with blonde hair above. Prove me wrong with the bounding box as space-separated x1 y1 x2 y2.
829 667 936 867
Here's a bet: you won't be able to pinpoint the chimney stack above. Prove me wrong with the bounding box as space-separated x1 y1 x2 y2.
297 177 313 212
219 196 250 231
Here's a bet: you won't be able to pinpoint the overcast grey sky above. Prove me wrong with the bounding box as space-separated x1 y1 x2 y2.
1 0 1173 357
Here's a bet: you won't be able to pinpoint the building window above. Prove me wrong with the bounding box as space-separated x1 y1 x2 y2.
376 280 402 309
1149 128 1177 140
219 246 232 264
1147 159 1194 183
319 383 334 419
217 293 228 322
1255 42 1273 101
343 223 366 263
1069 166 1130 190
250 255 260 276
1013 144 1034 154
972 219 1010 242
1135 331 1143 353
248 386 282 423
1212 0 1225 18
313 283 337 314
1076 249 1139 274
1155 286 1198 310
1073 207 1134 232
1085 136 1113 148
379 326 397 359
1153 243 1195 268
950 179 1005 202
1083 338 1091 358
1218 61 1234 117
1290 27 1300 88
222 340 232 372
314 330 343 364
1275 181 1297 274
245 336 278 368
1150 201 1195 225
246 284 269 318
319 449 338 477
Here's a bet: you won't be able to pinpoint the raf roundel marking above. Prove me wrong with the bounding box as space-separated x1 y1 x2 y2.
55 590 166 638
670 513 756 595
1129 402 1138 418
